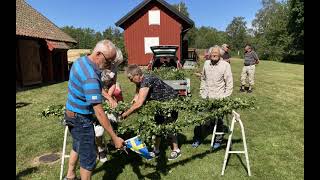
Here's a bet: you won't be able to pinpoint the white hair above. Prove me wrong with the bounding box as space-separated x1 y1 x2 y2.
221 44 229 48
113 47 124 67
208 45 225 57
92 40 116 54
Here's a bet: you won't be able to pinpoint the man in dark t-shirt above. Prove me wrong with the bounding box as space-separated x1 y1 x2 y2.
240 45 260 93
121 64 181 161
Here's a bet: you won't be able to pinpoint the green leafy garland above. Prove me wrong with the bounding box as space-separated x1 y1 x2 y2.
113 97 255 145
40 97 255 146
144 67 185 80
39 104 65 118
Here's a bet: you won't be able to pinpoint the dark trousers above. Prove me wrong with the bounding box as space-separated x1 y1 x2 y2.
193 117 224 143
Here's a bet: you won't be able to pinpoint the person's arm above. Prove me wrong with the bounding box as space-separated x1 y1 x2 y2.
122 87 149 119
83 78 123 148
102 88 117 108
253 51 260 64
93 104 124 149
199 62 208 98
108 73 117 96
108 84 116 96
131 86 140 104
223 64 233 97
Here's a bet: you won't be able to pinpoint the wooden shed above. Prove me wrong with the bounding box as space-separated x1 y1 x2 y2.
115 0 194 65
16 0 77 87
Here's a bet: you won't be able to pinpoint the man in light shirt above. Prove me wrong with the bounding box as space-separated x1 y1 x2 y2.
192 45 233 149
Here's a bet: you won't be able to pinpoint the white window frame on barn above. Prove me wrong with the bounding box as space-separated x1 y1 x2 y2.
144 37 159 54
148 10 160 25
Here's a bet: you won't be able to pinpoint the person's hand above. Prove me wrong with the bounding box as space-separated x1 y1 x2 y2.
130 99 135 104
108 99 118 109
121 113 128 120
194 72 202 77
113 136 124 149
256 60 260 64
117 115 124 122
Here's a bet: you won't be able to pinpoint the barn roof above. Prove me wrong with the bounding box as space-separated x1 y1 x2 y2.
16 0 77 43
115 0 194 29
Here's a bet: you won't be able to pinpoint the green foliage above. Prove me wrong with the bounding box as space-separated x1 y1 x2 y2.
144 67 185 80
111 96 255 146
172 1 190 17
193 26 228 49
40 97 255 146
60 26 97 49
39 104 65 118
251 0 303 62
60 26 127 59
226 17 249 52
102 101 131 115
286 0 304 60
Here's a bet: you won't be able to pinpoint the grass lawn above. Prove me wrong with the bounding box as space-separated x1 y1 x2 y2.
16 58 304 179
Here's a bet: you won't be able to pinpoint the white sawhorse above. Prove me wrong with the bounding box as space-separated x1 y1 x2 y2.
211 110 251 176
60 125 69 180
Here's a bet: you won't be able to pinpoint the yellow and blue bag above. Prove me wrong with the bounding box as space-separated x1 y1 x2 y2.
125 136 153 160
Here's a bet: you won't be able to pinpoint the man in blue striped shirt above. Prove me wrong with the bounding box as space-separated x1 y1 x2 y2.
64 40 124 180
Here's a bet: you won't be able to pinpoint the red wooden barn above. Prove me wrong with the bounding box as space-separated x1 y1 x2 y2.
16 0 76 88
115 0 194 65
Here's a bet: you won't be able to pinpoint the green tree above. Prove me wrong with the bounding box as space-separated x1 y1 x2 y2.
94 32 103 43
61 26 96 49
192 26 227 49
172 1 189 17
60 26 78 48
101 26 127 59
287 0 304 61
172 1 196 48
252 0 291 61
102 27 113 40
226 17 248 52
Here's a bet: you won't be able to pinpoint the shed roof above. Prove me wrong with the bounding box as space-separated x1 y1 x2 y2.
16 0 77 43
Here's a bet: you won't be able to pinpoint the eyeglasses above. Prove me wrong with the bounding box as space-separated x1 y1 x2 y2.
100 52 109 61
128 76 134 81
128 74 137 82
99 51 115 64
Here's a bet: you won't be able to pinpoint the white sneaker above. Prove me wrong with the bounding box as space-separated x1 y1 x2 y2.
97 150 108 163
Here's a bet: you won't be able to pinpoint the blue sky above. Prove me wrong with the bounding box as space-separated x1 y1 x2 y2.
25 0 263 32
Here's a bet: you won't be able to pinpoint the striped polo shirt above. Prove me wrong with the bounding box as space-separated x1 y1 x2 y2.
66 56 103 114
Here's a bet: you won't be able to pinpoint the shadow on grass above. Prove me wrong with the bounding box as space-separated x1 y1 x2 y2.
92 149 145 180
142 137 243 177
16 167 38 180
93 132 242 179
235 154 250 174
214 141 249 175
16 81 66 93
92 133 188 179
16 102 31 109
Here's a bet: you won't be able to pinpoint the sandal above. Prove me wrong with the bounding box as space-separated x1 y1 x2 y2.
168 150 181 161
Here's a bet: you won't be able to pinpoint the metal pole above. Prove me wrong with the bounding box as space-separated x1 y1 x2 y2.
60 126 68 180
